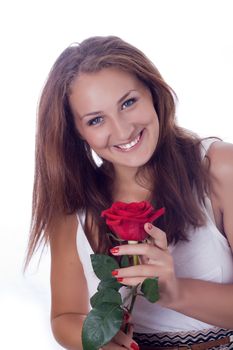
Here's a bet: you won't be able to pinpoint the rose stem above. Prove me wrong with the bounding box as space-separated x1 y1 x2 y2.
125 240 139 334
124 285 138 334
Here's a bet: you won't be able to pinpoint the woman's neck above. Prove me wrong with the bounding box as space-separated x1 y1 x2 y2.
113 167 153 203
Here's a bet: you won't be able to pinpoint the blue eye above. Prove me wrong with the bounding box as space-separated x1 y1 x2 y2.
122 98 136 110
87 116 103 126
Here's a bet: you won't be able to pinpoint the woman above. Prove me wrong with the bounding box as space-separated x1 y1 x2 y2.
26 36 233 350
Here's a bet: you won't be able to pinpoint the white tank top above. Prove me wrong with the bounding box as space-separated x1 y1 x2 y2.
76 139 233 332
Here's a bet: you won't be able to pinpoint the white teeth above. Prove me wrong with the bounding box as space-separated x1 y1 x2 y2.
117 133 141 150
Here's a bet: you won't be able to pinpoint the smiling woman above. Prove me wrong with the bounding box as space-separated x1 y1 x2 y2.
25 36 233 350
69 68 159 171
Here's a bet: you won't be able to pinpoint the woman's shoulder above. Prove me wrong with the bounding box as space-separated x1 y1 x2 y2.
207 140 233 179
49 213 78 250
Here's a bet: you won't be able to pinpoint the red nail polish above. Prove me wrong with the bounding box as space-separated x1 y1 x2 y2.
111 270 118 276
147 223 152 230
117 277 124 282
124 312 130 322
110 246 119 254
130 342 139 350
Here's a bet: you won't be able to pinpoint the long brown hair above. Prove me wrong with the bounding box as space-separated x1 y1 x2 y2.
25 36 208 266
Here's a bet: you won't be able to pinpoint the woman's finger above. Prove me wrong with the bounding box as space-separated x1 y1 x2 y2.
111 242 167 260
113 328 139 350
114 262 163 278
110 227 168 258
101 342 121 350
114 263 169 286
144 223 168 250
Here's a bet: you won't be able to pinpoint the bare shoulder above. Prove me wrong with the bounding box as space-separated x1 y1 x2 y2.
207 140 233 181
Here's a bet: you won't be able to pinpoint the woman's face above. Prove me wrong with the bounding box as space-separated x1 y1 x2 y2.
69 68 159 174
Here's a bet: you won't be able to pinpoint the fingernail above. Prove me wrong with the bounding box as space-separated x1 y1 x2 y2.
117 277 124 282
130 342 139 350
124 312 130 322
111 270 118 276
147 223 153 230
110 246 119 254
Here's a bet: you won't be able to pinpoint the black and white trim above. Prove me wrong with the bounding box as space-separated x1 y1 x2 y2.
133 327 233 349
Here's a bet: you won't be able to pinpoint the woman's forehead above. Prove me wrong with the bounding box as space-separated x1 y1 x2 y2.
69 68 146 117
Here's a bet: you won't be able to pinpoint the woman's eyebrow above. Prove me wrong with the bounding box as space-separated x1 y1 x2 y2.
81 110 102 119
117 89 137 105
81 89 137 119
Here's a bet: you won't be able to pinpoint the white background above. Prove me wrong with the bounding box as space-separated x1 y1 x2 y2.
0 0 232 349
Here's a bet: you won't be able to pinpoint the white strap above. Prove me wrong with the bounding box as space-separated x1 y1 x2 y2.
200 137 220 160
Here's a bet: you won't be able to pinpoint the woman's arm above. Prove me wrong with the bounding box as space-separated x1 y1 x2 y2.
110 141 233 329
50 214 89 350
49 214 138 350
169 141 233 327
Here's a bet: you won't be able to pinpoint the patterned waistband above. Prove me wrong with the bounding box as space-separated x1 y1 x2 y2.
133 327 233 349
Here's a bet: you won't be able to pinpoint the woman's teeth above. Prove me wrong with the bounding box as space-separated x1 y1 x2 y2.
116 132 141 151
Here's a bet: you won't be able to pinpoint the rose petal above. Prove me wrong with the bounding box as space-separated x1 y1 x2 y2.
101 201 165 242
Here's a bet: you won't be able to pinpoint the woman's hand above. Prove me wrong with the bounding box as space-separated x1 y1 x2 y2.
102 324 139 350
110 222 180 308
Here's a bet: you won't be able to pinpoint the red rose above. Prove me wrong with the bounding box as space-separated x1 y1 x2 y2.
101 201 165 241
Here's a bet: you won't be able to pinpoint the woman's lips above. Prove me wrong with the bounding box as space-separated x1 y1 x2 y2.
114 130 143 152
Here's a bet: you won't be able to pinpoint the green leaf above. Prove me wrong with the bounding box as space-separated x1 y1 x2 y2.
98 278 122 291
90 288 122 308
91 254 119 280
141 277 160 303
120 255 130 268
82 303 123 350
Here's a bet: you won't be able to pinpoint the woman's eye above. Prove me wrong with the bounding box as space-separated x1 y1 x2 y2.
122 98 137 110
87 116 103 126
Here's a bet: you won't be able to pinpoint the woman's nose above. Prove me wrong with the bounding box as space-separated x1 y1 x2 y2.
110 116 134 142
